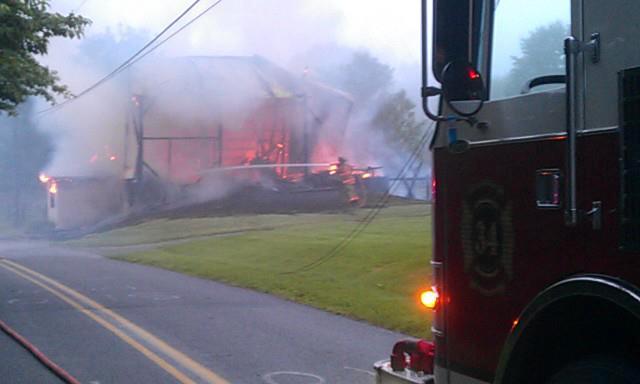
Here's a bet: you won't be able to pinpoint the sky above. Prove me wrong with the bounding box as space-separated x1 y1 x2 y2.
48 0 423 93
46 0 576 98
37 0 575 180
39 0 427 178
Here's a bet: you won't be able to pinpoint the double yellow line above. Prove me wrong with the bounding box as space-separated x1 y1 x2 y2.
0 259 229 384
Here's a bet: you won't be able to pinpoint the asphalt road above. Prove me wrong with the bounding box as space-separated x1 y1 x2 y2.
0 240 407 384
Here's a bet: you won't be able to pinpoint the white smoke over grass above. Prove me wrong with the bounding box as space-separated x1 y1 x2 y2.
39 0 346 178
33 0 425 224
294 46 430 199
342 104 432 200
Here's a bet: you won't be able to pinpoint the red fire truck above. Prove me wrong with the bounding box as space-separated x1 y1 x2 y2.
376 0 640 383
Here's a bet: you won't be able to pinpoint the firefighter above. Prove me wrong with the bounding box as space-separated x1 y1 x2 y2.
336 156 359 204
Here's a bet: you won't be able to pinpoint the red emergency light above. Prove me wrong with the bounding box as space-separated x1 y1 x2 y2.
468 67 481 80
390 339 435 374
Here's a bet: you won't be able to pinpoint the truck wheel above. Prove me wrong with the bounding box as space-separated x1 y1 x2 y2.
547 356 640 384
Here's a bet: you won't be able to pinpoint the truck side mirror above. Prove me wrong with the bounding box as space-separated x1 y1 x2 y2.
441 61 485 117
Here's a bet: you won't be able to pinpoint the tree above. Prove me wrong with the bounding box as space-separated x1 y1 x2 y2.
0 0 90 115
311 49 422 151
339 51 394 105
497 21 569 97
78 26 149 70
318 50 394 106
372 90 421 150
333 51 421 151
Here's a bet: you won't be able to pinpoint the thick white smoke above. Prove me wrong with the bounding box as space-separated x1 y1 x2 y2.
37 0 425 202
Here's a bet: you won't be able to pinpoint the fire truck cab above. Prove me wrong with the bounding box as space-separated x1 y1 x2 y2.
376 0 640 383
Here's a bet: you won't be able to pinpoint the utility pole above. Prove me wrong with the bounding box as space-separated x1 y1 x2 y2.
128 94 145 207
302 94 309 178
12 124 21 226
133 95 145 183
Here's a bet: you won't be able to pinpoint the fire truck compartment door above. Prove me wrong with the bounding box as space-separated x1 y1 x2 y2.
583 0 640 131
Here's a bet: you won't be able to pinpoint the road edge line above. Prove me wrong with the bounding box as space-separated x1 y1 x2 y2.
0 261 200 384
2 259 229 384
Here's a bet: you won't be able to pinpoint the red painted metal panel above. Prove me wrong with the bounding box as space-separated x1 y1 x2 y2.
432 131 640 379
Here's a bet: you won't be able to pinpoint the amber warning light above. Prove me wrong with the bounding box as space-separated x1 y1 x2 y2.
420 288 439 310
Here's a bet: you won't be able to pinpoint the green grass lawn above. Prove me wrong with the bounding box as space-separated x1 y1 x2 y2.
81 203 434 338
67 213 348 247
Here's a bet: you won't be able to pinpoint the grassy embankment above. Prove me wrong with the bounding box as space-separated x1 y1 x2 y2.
69 203 434 338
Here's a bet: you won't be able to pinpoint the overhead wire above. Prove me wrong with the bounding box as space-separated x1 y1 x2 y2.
72 0 90 13
38 0 208 115
42 0 430 273
285 120 435 274
122 0 224 69
289 122 434 273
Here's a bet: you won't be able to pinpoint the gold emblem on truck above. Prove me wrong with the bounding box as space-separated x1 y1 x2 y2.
461 182 514 295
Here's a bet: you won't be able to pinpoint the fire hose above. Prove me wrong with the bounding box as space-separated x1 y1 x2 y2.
390 339 435 374
0 319 81 384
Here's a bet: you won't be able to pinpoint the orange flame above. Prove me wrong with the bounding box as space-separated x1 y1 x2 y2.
38 173 50 183
49 182 58 194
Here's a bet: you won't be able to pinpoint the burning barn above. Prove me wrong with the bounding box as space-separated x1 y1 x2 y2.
41 55 380 230
127 55 353 187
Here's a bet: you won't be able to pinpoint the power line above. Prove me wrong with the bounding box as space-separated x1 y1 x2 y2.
73 0 90 13
124 0 224 69
39 0 206 115
284 121 435 274
289 125 432 273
